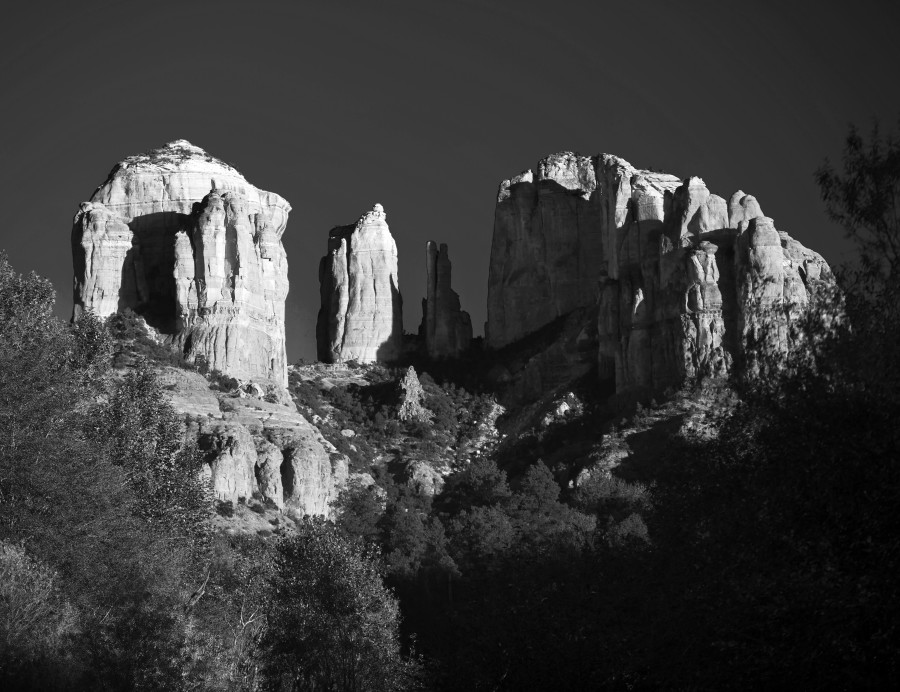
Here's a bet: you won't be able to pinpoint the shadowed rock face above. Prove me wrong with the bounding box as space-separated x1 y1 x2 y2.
71 140 290 386
421 241 472 359
487 152 836 398
316 204 403 363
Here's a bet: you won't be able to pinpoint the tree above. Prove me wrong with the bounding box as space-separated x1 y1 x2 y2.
816 118 900 401
261 518 417 691
816 117 900 291
0 254 213 689
95 364 209 538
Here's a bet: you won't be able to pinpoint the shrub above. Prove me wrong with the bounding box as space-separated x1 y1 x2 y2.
0 541 77 675
207 369 239 392
574 473 652 519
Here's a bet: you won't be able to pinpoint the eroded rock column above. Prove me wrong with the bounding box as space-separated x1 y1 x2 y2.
422 241 472 359
71 140 291 386
317 204 402 363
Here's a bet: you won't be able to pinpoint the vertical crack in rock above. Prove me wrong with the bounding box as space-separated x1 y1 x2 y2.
486 151 838 400
316 203 402 363
71 140 291 386
420 240 473 359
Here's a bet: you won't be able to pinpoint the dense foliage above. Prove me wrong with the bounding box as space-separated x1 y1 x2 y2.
260 519 417 691
2 121 898 689
0 254 414 691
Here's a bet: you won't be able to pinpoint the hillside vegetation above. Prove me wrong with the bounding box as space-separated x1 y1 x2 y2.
2 124 899 689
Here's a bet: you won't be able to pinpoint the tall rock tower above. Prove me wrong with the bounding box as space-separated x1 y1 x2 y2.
486 151 837 400
316 203 403 363
421 241 472 359
71 140 291 386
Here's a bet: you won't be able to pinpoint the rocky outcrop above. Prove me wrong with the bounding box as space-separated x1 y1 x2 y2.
398 366 431 422
72 140 290 386
159 366 347 517
317 204 402 363
487 153 604 350
421 241 472 359
487 152 836 399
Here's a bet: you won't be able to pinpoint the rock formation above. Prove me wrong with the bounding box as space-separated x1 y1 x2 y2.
398 366 432 422
421 241 472 359
487 154 603 349
161 366 347 516
487 152 835 398
72 140 290 386
317 204 402 363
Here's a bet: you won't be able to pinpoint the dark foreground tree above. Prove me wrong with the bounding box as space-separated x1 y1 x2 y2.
261 518 419 691
0 253 213 689
608 121 900 688
816 117 900 292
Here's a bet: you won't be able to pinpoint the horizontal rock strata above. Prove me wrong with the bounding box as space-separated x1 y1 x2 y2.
160 367 347 516
72 140 290 385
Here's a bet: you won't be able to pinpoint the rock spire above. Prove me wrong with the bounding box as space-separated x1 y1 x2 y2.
72 140 291 385
316 203 403 363
421 241 472 359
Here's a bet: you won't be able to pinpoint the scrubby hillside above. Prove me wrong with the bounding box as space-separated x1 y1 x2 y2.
0 254 417 690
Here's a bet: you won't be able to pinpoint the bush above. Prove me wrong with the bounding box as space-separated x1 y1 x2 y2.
0 541 77 676
106 309 191 369
574 473 652 519
207 369 239 392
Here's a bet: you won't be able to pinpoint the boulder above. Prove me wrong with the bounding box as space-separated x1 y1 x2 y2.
72 140 290 386
317 204 402 363
421 241 472 359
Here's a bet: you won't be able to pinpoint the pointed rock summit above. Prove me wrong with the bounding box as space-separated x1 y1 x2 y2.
317 203 403 363
72 140 291 385
421 241 472 359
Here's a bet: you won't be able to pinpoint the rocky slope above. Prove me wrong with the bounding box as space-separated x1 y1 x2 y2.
421 241 472 359
72 140 290 386
159 365 348 517
487 152 836 399
316 204 403 363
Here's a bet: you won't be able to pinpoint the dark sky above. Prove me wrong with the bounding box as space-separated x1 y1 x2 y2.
1 0 897 361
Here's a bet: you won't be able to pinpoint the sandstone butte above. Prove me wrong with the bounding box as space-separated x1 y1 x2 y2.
71 139 290 387
316 203 403 363
486 152 837 400
420 241 473 360
71 140 347 517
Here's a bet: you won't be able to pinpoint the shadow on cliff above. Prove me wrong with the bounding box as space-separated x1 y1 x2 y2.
118 212 188 334
375 277 403 363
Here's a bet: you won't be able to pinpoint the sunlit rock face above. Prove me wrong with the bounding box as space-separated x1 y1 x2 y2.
161 366 348 517
421 241 472 359
487 152 836 398
71 140 290 385
487 154 604 350
316 204 402 363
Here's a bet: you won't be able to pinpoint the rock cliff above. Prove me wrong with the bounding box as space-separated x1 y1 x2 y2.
316 204 402 363
72 140 290 386
487 152 835 398
421 241 472 359
160 366 347 516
